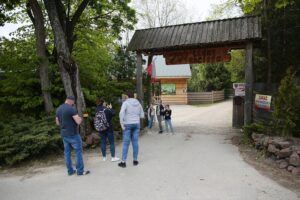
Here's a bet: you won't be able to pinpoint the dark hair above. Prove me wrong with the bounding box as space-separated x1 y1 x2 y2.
126 91 134 98
96 98 104 106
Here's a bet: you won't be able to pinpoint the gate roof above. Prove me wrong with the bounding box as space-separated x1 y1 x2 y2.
127 16 262 53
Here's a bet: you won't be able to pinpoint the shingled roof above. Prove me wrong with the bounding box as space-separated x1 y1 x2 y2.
127 16 262 52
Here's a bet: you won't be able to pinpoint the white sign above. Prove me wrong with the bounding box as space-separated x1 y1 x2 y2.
255 94 272 111
233 83 245 96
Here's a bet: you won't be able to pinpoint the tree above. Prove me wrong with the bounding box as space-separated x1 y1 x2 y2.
133 0 188 28
188 63 231 92
42 0 137 118
238 0 300 84
273 69 300 137
206 0 242 20
0 37 43 116
109 45 136 80
27 0 54 112
225 50 245 83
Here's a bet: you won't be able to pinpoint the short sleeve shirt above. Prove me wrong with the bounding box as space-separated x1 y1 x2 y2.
56 104 79 136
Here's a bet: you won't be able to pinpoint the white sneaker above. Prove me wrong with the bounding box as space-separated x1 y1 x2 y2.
111 157 120 162
102 157 106 161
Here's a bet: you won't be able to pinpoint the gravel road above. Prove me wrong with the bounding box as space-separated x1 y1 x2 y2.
0 100 299 200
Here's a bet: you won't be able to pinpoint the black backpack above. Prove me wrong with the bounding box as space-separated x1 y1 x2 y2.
94 109 110 132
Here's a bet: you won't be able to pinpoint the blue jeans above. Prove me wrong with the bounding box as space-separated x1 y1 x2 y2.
62 134 84 175
165 119 174 133
148 115 154 129
122 123 140 162
100 129 115 157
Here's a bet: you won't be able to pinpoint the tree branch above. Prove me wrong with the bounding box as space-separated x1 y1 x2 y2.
71 0 90 26
54 0 67 33
26 2 35 24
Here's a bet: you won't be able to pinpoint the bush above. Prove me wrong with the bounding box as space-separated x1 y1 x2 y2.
273 69 300 137
0 115 63 166
242 122 265 144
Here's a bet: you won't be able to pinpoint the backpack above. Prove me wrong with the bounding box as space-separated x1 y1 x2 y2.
94 109 110 132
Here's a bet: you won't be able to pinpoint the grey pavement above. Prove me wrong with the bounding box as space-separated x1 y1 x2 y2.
0 100 299 200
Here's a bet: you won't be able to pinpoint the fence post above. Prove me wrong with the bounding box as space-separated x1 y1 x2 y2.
212 91 214 103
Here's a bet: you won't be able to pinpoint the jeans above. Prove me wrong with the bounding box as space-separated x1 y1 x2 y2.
62 134 84 175
100 129 115 157
121 123 140 162
148 115 154 129
157 115 163 131
165 119 174 133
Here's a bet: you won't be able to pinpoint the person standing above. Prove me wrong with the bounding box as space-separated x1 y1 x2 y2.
95 99 120 162
156 100 165 133
147 103 155 129
55 96 90 176
118 91 144 168
164 104 174 134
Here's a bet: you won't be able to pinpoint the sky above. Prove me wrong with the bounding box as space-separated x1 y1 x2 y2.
0 0 238 38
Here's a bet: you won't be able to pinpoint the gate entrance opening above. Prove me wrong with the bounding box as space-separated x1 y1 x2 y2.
127 16 262 125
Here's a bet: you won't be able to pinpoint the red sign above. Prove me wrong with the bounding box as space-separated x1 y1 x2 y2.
163 47 231 65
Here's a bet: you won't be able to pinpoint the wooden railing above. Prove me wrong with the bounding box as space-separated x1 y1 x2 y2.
187 90 225 104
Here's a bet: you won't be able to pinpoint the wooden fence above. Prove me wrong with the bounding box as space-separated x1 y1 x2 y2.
187 90 225 104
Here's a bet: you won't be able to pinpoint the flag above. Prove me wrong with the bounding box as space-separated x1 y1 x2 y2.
146 63 153 76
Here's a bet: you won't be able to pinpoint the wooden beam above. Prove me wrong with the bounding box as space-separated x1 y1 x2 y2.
244 42 253 125
136 52 144 106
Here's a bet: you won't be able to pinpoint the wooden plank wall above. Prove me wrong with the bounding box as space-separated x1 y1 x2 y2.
160 79 188 105
187 90 224 104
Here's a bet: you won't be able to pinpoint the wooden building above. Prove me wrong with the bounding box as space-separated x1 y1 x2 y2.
151 56 191 105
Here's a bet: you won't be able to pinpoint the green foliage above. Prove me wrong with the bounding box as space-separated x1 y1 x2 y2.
188 63 231 92
238 0 295 14
242 122 265 144
206 0 242 20
225 50 245 83
0 37 44 117
273 69 300 137
0 115 62 166
238 0 300 83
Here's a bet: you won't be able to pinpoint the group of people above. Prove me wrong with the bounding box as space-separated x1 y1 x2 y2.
55 91 145 175
55 93 174 176
147 101 174 134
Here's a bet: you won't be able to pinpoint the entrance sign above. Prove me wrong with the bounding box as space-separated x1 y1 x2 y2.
163 47 231 65
255 94 272 111
233 83 245 96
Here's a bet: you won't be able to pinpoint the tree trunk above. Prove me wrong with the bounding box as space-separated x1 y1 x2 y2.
265 0 272 92
28 0 54 112
245 42 253 125
43 0 86 123
136 52 144 106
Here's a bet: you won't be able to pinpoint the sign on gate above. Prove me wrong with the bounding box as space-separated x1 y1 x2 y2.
255 94 272 111
233 83 245 96
163 47 231 65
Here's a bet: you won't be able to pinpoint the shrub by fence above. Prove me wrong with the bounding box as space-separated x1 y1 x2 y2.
187 90 224 104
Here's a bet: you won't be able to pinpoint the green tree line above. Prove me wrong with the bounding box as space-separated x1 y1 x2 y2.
0 0 138 165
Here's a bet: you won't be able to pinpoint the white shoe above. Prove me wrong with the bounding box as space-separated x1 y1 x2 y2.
102 157 106 161
111 157 120 162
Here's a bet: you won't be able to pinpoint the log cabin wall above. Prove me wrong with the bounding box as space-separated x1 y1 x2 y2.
160 78 188 105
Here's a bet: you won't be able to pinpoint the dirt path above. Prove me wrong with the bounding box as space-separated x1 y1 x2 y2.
1 100 299 200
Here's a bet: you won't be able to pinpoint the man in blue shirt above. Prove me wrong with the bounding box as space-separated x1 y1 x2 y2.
56 96 90 176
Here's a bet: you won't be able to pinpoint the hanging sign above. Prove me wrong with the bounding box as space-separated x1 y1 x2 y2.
255 94 272 111
233 83 245 96
163 47 231 65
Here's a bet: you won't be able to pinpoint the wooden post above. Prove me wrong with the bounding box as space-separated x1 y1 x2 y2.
245 42 253 125
136 52 144 106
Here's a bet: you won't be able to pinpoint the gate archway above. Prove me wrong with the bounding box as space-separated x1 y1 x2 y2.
127 16 262 125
